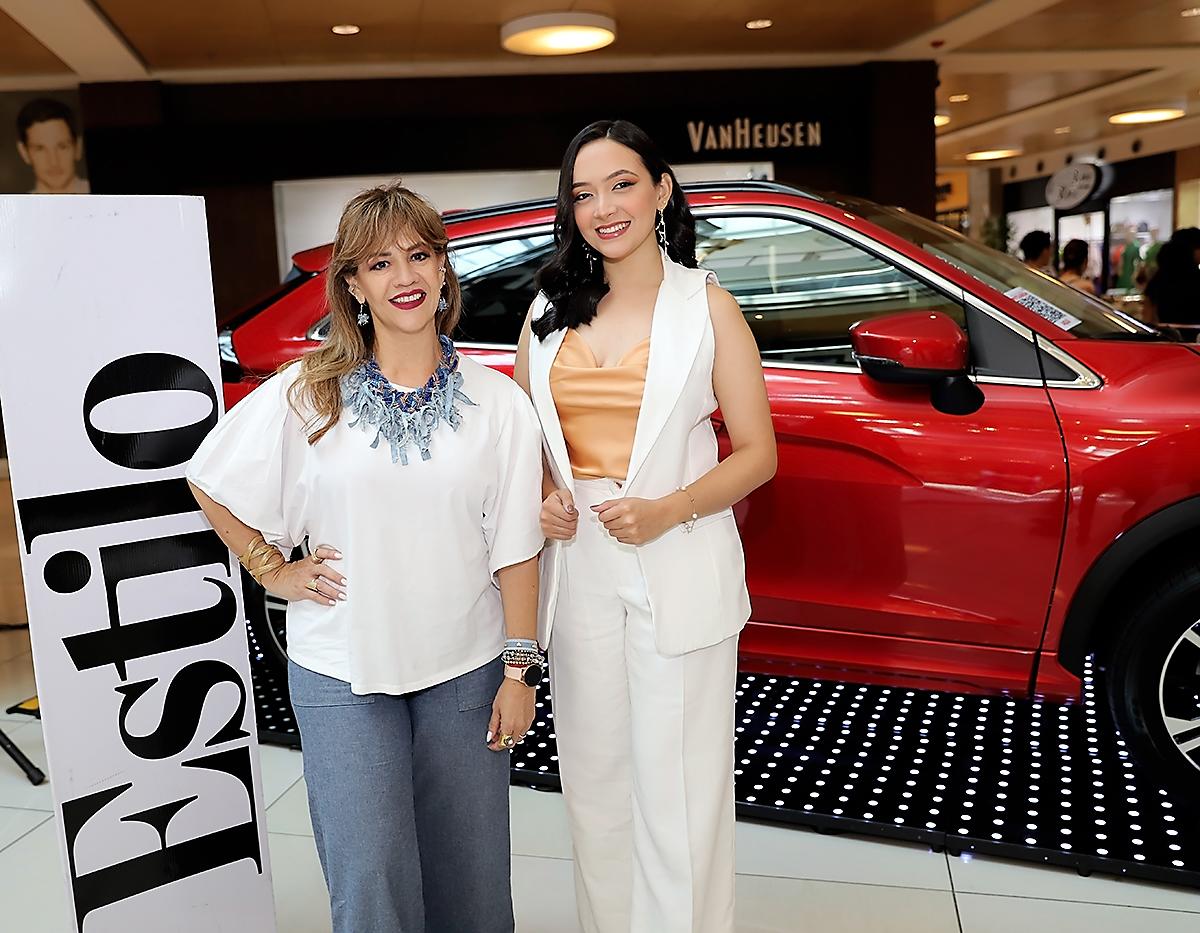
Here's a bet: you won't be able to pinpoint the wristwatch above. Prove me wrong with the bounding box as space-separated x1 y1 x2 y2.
504 661 544 687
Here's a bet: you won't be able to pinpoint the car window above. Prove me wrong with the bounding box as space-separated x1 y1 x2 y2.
695 215 967 366
828 195 1159 340
453 233 555 345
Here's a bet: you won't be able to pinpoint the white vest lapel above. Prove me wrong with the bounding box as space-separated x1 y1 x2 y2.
624 257 710 490
528 295 574 494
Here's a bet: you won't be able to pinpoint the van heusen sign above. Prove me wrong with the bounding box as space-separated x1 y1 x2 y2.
687 118 823 153
0 196 277 933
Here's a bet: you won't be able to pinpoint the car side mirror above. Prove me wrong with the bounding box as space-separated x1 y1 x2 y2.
850 311 984 416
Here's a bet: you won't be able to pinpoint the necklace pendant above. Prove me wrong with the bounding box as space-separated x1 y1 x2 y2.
341 336 476 465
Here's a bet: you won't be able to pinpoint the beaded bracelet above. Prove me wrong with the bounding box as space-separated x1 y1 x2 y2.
502 648 544 667
678 485 700 534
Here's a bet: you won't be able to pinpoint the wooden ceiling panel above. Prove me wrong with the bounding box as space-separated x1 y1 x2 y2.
936 70 1139 133
0 9 69 76
964 0 1200 52
937 68 1200 164
92 0 984 69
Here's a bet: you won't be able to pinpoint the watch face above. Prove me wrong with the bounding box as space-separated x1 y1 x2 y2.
522 663 544 686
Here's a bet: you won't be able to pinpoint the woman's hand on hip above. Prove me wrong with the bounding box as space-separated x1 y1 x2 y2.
592 496 678 546
540 488 578 540
261 544 346 606
487 679 536 752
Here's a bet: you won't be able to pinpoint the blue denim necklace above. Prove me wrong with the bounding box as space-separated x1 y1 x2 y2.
341 334 476 465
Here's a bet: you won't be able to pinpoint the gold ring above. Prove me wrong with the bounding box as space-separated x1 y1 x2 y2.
501 734 515 748
306 577 319 593
311 554 326 565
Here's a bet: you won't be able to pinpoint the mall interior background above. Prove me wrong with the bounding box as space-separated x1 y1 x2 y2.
2 1 1200 931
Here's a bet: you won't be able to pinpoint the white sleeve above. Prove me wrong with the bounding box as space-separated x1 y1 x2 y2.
185 370 307 551
482 384 546 579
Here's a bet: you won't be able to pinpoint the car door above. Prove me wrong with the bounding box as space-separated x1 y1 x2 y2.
695 208 1069 691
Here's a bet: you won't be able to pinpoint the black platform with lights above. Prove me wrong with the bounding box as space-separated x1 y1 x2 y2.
247 602 1199 890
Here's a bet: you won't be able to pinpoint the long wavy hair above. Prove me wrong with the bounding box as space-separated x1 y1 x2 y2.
287 183 463 444
532 120 697 340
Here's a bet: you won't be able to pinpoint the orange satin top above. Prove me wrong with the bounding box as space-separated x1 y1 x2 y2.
550 329 649 481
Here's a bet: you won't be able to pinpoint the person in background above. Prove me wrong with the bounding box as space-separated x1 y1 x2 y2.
1018 230 1052 272
15 98 90 194
1058 239 1094 294
1144 227 1200 328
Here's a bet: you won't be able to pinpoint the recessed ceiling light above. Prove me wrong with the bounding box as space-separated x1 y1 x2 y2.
934 113 951 127
965 148 1022 161
1109 108 1185 125
949 94 970 103
746 19 774 29
501 12 616 55
1181 7 1200 17
331 24 360 36
1054 126 1071 134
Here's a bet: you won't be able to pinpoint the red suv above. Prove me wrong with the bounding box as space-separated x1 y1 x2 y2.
221 182 1200 791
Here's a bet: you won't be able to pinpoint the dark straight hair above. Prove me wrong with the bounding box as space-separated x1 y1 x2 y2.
532 119 697 340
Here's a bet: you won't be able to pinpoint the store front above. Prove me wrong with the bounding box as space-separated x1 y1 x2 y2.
1003 152 1177 305
76 62 938 323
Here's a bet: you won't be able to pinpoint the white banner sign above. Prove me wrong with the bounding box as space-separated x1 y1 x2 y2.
0 196 277 932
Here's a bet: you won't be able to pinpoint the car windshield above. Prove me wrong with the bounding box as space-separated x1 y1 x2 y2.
829 195 1162 340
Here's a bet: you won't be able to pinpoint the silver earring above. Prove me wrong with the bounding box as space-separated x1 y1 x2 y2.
356 300 369 327
584 243 596 276
656 209 668 250
437 294 448 314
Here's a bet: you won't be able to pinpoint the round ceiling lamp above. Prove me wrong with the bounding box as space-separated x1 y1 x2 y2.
965 148 1022 161
1108 108 1186 125
934 113 951 128
501 12 616 56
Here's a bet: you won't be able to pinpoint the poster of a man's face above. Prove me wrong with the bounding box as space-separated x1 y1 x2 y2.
0 91 89 194
17 97 89 194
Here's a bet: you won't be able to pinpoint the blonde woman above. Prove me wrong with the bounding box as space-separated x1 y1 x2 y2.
187 184 545 933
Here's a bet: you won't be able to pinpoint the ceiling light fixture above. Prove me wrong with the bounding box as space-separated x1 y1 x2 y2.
1054 126 1071 134
331 24 360 36
746 19 774 29
965 148 1022 161
1181 7 1200 17
934 113 951 127
501 12 616 55
949 93 970 103
1108 107 1185 125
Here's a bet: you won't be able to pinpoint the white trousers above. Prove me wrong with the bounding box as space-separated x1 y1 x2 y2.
550 478 738 933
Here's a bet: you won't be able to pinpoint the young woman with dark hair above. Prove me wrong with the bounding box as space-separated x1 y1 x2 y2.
515 120 777 933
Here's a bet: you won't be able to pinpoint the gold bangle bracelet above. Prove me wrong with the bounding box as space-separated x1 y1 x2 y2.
239 534 286 584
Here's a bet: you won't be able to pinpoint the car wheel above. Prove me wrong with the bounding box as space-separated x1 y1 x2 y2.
1105 562 1200 795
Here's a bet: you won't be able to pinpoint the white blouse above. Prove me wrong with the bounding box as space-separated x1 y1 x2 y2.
186 355 545 695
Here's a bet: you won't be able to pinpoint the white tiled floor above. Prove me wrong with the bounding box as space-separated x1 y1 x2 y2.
0 627 1197 929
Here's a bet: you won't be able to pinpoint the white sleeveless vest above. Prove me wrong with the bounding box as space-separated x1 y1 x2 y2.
526 256 751 656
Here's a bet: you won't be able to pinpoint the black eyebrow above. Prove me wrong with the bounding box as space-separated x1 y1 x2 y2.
571 169 639 189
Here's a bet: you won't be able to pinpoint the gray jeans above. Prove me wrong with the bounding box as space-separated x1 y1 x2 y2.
289 658 514 933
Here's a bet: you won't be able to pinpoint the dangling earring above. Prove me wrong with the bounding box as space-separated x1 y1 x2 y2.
437 293 448 314
655 209 668 250
584 243 596 276
356 299 369 327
